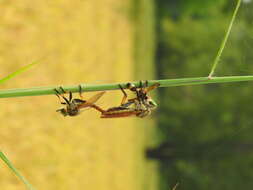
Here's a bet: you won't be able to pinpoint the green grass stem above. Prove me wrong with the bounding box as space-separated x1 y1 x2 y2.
208 0 241 78
0 151 36 190
0 75 253 98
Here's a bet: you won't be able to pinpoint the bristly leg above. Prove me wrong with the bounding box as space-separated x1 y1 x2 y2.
54 89 66 105
58 86 72 102
90 104 106 114
54 87 69 105
119 84 128 105
139 80 143 88
145 80 148 88
78 85 82 98
69 91 72 102
59 86 66 94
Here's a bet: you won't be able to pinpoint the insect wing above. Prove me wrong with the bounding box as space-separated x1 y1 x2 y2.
101 110 139 118
86 91 106 104
73 99 86 103
77 91 105 109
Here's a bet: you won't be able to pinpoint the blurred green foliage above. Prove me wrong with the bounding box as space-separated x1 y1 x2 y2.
0 1 159 190
151 0 253 189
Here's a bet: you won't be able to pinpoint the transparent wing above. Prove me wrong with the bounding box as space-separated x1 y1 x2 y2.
86 91 106 104
77 91 106 109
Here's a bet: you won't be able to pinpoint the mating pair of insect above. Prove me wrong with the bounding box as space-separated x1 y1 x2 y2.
54 81 160 118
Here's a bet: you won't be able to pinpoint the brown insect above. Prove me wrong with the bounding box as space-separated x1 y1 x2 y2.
91 81 160 118
55 85 105 117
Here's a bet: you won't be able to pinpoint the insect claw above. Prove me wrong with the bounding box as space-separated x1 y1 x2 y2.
69 91 72 101
119 84 125 92
79 84 84 98
145 80 149 87
54 88 61 95
59 86 66 94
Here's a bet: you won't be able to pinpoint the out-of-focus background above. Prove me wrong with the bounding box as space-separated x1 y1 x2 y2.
0 1 158 190
152 0 253 190
1 0 253 190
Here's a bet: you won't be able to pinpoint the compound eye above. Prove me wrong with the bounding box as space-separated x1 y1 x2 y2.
126 83 135 89
126 83 137 92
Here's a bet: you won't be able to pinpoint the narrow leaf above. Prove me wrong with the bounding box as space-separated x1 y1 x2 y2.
0 151 36 190
0 61 39 85
208 0 241 77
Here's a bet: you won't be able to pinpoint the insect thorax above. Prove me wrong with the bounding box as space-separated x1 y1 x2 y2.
67 103 80 116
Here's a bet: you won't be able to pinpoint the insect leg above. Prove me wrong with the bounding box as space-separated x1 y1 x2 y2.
69 91 72 102
54 88 61 96
145 80 148 88
119 84 128 105
59 86 72 103
78 85 84 99
139 80 143 88
54 88 68 105
55 87 70 104
90 104 106 113
54 89 62 102
59 86 66 94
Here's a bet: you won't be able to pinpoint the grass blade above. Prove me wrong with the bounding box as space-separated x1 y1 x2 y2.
0 75 253 98
208 0 241 78
0 61 39 85
0 151 36 190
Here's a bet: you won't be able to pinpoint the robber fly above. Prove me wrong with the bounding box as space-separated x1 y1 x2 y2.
55 85 105 117
91 81 160 118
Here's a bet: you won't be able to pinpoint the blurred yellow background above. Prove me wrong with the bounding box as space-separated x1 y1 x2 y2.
0 1 158 190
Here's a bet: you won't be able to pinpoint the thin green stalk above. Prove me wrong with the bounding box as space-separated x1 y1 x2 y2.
0 75 253 98
0 62 39 85
0 62 39 189
0 151 36 190
208 0 241 78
